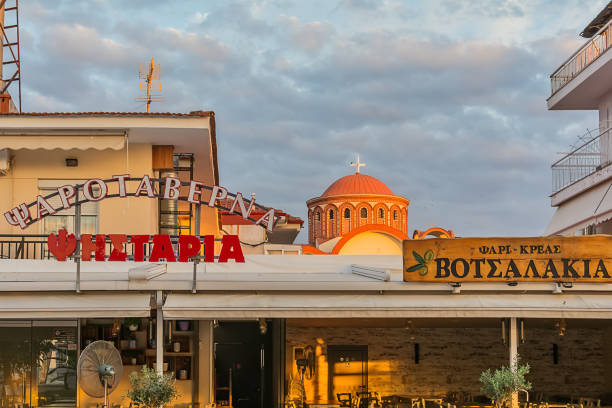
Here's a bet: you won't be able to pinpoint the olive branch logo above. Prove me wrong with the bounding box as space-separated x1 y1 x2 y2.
406 250 434 276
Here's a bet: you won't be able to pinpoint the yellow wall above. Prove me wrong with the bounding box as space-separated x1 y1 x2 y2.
336 231 402 255
0 146 219 236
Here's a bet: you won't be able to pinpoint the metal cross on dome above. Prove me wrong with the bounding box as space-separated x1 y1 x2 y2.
350 155 366 174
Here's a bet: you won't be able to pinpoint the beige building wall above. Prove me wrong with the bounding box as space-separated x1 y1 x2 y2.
0 145 156 234
0 144 220 236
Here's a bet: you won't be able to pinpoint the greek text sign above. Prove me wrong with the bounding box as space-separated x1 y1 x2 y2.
48 229 245 263
403 236 612 282
3 175 278 231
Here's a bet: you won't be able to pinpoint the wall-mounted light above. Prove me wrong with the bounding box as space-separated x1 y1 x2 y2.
259 318 267 335
450 282 461 294
561 282 573 289
212 320 219 329
65 158 78 167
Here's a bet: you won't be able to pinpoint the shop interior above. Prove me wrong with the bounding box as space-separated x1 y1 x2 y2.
0 318 610 408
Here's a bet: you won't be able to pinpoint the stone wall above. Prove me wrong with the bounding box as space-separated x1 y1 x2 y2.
286 324 610 403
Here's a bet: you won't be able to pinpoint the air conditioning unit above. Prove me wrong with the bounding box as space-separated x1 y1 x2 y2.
0 149 10 176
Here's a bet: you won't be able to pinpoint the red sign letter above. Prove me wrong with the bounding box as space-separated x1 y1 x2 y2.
150 235 177 262
218 235 245 263
131 235 150 262
47 229 77 261
81 234 106 261
178 235 201 262
109 234 128 261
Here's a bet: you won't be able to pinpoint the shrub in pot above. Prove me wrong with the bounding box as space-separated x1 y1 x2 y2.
480 355 531 408
126 366 179 408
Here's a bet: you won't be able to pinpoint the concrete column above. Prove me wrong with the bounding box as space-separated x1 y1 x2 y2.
509 317 518 408
156 290 164 374
198 320 214 407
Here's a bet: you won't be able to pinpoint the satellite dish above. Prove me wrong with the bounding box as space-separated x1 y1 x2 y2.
78 341 123 408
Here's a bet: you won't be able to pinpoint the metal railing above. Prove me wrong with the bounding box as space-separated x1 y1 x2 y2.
550 20 612 96
0 234 219 261
551 129 608 194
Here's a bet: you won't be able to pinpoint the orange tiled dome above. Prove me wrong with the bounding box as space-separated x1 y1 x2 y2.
321 173 394 197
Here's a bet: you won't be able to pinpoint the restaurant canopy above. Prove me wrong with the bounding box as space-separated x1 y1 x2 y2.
163 293 612 319
0 293 151 318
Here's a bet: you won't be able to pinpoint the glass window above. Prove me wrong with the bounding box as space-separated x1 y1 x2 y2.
360 208 367 218
393 210 398 220
378 208 384 218
316 212 321 222
41 185 98 235
0 321 77 408
344 209 351 218
329 211 334 220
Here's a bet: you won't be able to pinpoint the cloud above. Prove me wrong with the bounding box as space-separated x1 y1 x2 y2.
15 0 602 241
279 15 335 53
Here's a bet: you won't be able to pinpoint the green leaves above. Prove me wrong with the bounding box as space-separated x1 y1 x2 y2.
125 366 179 408
406 249 435 276
479 355 532 408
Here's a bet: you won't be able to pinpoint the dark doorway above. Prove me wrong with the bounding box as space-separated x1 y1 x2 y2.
213 321 273 408
327 345 368 402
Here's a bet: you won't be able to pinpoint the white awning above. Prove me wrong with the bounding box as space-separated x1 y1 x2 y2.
545 181 612 235
0 129 126 151
163 293 612 319
0 293 151 318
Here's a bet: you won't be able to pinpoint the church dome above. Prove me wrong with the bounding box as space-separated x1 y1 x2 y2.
321 173 394 197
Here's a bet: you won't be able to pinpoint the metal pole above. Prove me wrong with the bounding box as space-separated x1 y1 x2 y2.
75 199 81 293
509 317 518 408
192 204 201 293
156 290 164 374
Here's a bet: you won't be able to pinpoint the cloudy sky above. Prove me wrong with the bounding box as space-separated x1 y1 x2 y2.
12 0 606 240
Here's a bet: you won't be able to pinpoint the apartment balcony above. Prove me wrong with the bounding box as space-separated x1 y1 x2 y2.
551 129 602 197
546 128 612 235
548 20 612 110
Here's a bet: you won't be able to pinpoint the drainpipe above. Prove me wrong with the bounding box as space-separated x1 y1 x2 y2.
156 290 164 374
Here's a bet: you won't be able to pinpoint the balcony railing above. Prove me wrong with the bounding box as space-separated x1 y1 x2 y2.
551 129 608 194
550 20 612 96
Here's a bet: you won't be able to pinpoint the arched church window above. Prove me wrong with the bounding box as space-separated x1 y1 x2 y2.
344 208 351 218
329 210 334 220
378 208 384 218
360 208 368 218
393 210 398 220
316 212 321 221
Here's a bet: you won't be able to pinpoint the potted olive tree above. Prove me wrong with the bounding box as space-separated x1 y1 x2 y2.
126 366 179 408
480 356 531 408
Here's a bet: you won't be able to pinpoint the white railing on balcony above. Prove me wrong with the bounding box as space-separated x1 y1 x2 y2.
550 20 612 96
551 128 610 194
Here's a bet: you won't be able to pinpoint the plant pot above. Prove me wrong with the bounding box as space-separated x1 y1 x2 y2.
178 369 188 380
177 321 190 331
173 342 181 353
163 362 169 371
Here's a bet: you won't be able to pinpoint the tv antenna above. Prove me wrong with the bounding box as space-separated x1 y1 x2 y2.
1 0 22 112
136 58 163 113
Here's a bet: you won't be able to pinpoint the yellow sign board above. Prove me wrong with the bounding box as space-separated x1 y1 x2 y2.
403 236 612 282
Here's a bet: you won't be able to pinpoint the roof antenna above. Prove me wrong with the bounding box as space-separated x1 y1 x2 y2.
136 58 163 113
